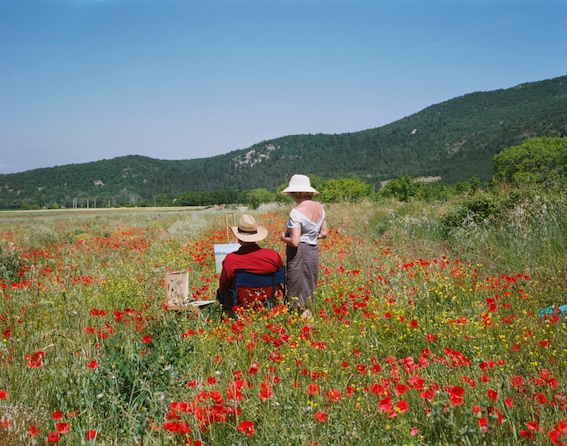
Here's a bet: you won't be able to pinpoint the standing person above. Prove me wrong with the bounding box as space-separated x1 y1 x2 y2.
218 214 283 318
280 174 328 318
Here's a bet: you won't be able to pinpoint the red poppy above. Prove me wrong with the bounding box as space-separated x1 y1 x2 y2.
47 431 60 443
487 389 498 401
314 411 327 423
326 389 342 402
51 410 64 420
28 425 40 437
238 420 256 436
259 381 274 400
26 350 45 369
86 430 97 440
87 360 99 370
396 400 409 413
141 335 153 343
247 362 260 375
306 384 320 395
511 376 523 387
0 390 6 400
57 422 70 434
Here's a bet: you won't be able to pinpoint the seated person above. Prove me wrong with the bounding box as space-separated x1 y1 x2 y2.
218 215 283 317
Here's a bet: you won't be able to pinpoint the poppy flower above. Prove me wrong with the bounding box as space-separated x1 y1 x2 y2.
259 381 274 400
314 411 327 423
487 389 498 401
86 430 97 440
141 335 152 343
28 425 40 437
57 422 70 434
326 389 342 402
87 360 99 370
237 420 256 436
511 376 523 387
51 410 64 420
47 432 60 443
0 390 6 400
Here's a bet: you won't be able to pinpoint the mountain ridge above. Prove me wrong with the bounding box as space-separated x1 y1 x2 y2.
1 75 566 208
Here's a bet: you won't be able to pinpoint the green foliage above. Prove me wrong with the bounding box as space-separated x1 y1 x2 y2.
440 189 518 235
319 177 375 202
0 244 21 284
493 136 567 185
379 175 417 201
243 188 276 209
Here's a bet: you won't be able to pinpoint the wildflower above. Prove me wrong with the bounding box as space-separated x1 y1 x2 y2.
51 410 64 420
326 389 342 402
57 422 70 434
47 431 60 443
487 389 498 402
141 335 152 343
0 390 6 400
86 430 97 440
248 362 260 375
238 420 256 436
306 384 320 395
26 350 45 368
87 360 99 370
511 376 523 387
259 381 274 400
396 400 409 413
314 411 327 423
550 419 567 445
28 425 40 437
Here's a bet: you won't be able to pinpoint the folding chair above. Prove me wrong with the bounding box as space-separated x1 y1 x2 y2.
231 266 286 315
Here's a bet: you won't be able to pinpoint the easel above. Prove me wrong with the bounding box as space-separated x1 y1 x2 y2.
214 213 240 274
225 212 236 243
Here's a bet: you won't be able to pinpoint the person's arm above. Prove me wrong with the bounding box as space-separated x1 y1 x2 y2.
318 219 328 239
280 226 301 247
218 256 234 291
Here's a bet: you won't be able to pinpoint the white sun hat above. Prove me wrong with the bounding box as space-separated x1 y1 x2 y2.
280 174 319 196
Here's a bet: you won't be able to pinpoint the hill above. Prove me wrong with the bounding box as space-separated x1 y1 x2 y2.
1 75 566 208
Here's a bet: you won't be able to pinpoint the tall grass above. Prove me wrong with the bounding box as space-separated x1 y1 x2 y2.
0 195 566 445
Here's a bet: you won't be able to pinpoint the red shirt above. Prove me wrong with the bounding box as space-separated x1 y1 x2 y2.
219 244 283 307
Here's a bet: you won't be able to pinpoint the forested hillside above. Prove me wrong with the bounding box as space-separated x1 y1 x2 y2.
1 75 565 209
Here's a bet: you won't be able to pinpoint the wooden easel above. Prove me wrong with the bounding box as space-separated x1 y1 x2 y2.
225 212 236 243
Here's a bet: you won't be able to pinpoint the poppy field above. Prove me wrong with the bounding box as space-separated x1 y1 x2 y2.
0 199 566 445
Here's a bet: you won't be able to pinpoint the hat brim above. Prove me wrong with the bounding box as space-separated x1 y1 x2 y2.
280 186 319 196
230 225 269 242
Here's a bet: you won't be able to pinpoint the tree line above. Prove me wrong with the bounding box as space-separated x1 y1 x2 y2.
5 137 563 211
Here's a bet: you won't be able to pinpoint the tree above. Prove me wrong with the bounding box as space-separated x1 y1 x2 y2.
492 137 567 185
319 177 375 202
379 175 417 202
243 189 276 209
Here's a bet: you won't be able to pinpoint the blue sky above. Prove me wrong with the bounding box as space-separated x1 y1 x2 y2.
1 0 565 174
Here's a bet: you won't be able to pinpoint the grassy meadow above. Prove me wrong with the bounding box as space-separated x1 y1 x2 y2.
0 191 566 445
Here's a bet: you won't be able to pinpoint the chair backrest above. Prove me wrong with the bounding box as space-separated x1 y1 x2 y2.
233 266 286 308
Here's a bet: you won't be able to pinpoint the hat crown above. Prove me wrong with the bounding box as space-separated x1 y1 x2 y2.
280 174 319 195
230 214 268 242
289 174 312 189
237 214 258 233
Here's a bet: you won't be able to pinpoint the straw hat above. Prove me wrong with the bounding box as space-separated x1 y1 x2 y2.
230 214 269 243
280 174 319 196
